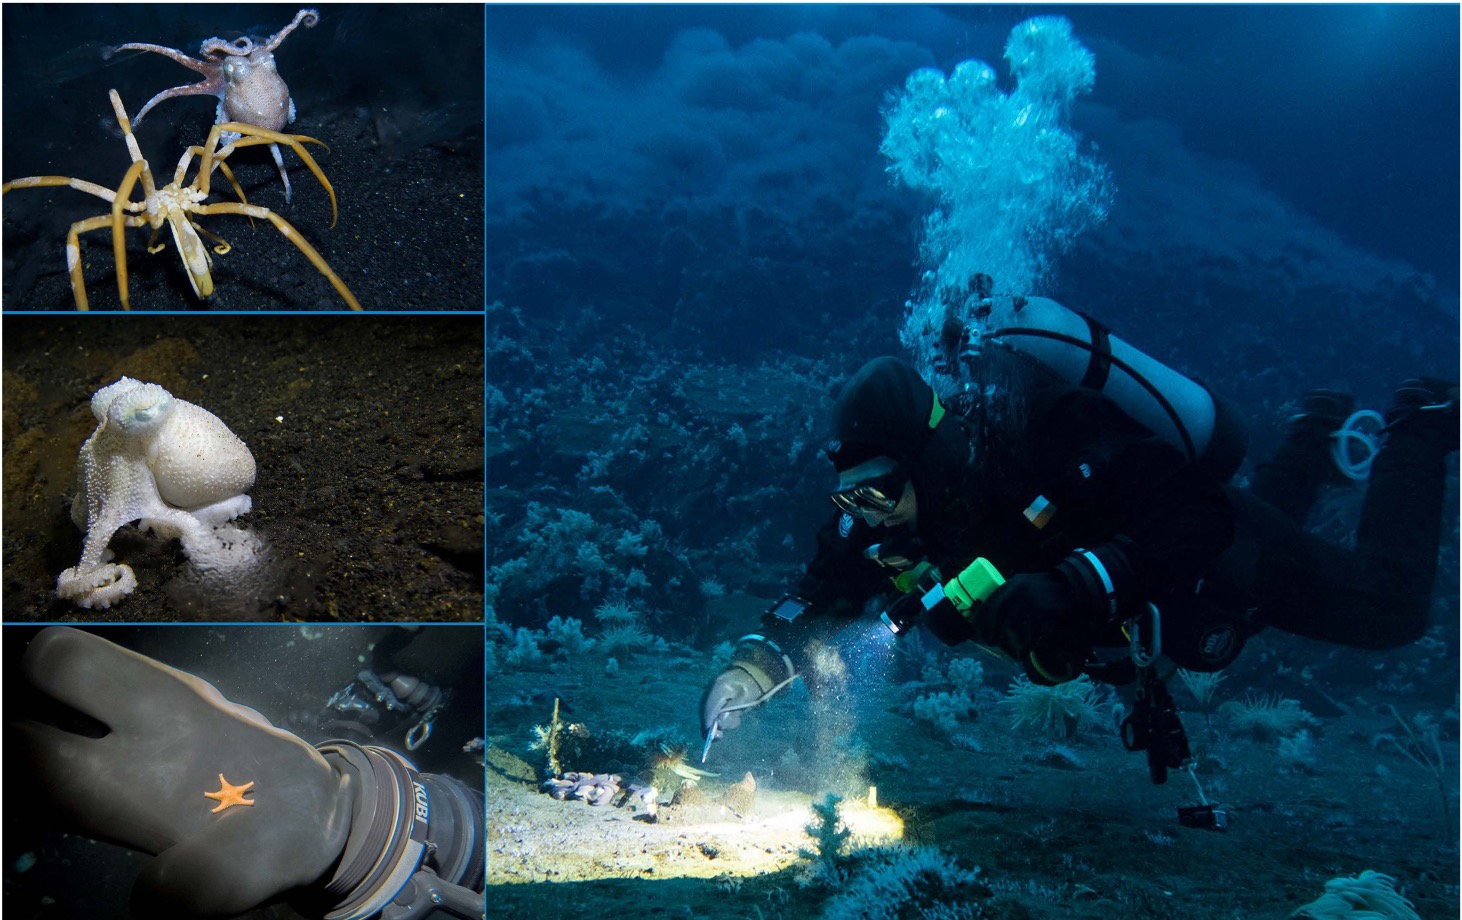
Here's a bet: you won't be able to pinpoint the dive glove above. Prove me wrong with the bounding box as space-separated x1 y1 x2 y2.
699 635 796 735
13 627 484 920
14 627 354 918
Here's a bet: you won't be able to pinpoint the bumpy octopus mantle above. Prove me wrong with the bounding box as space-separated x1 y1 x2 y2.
57 377 256 609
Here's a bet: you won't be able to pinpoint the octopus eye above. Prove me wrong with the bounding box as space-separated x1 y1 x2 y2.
110 384 175 434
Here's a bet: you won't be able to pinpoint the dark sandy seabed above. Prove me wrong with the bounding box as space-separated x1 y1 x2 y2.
2 314 485 621
487 635 1459 920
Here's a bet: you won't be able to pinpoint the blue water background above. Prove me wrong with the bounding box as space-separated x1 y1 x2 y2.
488 3 1458 394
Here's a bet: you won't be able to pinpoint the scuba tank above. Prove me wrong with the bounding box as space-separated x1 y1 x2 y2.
938 274 1247 482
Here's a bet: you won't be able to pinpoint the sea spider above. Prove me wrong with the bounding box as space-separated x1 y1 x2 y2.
1 88 361 310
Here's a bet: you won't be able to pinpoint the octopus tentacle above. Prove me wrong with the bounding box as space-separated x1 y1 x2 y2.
56 563 138 610
200 35 255 59
115 43 226 127
116 41 213 74
259 9 319 54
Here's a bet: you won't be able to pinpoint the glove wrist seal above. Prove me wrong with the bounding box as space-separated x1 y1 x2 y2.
315 741 427 920
1056 542 1133 620
730 635 797 690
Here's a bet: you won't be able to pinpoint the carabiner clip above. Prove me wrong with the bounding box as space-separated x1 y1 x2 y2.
406 716 434 751
1128 602 1162 668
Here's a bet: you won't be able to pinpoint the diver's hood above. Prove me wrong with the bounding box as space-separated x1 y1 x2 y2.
826 356 969 511
828 357 945 471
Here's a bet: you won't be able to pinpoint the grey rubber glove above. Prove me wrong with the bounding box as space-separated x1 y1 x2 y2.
13 627 354 918
700 666 766 735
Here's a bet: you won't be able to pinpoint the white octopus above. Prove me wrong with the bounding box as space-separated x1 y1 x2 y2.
118 8 320 202
57 377 257 609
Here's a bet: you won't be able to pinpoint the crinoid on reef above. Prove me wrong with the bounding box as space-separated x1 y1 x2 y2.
647 742 717 796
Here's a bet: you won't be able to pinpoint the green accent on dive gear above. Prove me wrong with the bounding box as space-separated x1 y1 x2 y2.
943 557 1006 615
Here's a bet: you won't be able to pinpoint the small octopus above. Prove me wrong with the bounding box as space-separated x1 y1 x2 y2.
542 773 659 819
542 772 622 807
118 8 320 202
57 377 256 609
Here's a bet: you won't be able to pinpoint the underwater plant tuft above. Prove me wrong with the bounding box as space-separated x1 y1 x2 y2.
999 674 1105 738
504 627 548 670
804 793 852 866
1290 869 1422 920
946 656 986 696
545 616 596 657
1218 693 1317 740
1375 705 1449 839
1277 730 1319 774
818 844 986 920
912 691 977 735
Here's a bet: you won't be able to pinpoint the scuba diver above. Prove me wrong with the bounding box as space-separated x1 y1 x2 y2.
10 627 485 920
700 286 1457 786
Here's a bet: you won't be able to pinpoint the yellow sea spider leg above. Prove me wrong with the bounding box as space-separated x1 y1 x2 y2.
66 214 146 311
193 222 234 255
167 211 218 301
206 125 337 227
195 202 361 310
108 90 157 202
2 175 120 201
0 176 141 311
110 160 152 311
107 88 173 310
176 143 254 227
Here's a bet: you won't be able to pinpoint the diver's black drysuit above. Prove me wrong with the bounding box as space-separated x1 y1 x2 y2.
752 354 1452 686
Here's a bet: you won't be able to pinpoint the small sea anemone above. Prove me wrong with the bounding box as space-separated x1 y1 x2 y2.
999 674 1105 738
699 576 726 598
1218 693 1317 740
1291 869 1421 920
598 622 650 655
593 598 640 626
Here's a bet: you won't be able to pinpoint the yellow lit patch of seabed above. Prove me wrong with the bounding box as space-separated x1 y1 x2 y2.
491 776 901 882
486 622 1458 919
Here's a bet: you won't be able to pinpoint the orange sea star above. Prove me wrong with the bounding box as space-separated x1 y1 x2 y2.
204 774 255 813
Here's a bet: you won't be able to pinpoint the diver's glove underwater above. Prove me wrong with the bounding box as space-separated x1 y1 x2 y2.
12 627 484 920
699 635 798 738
